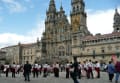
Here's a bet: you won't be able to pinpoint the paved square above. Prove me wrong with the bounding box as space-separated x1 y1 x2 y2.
0 72 119 83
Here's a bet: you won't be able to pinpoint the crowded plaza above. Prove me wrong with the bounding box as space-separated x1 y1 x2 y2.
0 56 120 83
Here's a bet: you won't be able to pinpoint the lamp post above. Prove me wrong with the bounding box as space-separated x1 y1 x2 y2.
93 50 95 59
102 49 105 59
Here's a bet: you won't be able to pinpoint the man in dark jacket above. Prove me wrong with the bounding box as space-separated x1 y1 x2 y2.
70 57 79 83
24 61 32 81
115 61 120 83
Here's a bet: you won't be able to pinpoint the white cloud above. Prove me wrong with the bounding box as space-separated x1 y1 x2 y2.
28 21 45 37
0 33 35 48
0 21 45 48
1 0 26 13
0 7 120 48
0 33 25 48
87 7 120 35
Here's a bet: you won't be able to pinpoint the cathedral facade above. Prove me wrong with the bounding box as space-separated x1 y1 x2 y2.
42 0 120 63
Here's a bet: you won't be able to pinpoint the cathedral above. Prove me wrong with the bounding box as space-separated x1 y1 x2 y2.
41 0 120 63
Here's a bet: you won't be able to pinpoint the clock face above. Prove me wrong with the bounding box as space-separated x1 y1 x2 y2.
73 19 79 31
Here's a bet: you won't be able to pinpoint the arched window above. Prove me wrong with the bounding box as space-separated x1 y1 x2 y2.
77 5 79 11
101 47 105 58
73 6 75 12
58 46 65 56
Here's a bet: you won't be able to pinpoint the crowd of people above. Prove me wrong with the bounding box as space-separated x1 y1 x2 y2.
0 57 120 83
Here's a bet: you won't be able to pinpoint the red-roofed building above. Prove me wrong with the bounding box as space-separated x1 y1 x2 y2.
1 38 42 64
71 9 120 62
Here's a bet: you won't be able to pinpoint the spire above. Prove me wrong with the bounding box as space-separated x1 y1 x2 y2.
115 8 120 16
114 8 120 20
72 0 83 4
37 37 39 42
113 8 120 32
60 0 64 12
50 0 55 5
115 8 118 12
48 0 56 13
46 0 56 22
72 0 78 2
37 37 40 47
59 0 66 19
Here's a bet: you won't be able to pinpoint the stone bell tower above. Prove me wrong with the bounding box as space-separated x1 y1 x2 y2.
71 0 91 36
113 8 120 32
70 0 91 57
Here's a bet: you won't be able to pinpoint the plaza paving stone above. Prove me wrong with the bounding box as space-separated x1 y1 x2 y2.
0 72 120 83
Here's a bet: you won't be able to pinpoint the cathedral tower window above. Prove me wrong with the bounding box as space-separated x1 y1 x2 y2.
73 6 75 12
77 5 79 11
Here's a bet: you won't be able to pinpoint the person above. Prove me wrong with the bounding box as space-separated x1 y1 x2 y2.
66 62 70 78
107 61 115 82
53 62 59 77
0 64 2 77
16 64 20 74
114 61 120 83
38 64 42 75
112 55 120 83
33 63 39 78
23 61 32 81
78 62 82 79
4 64 9 77
87 60 93 79
43 62 48 77
60 64 64 72
1 64 4 73
95 61 100 78
70 57 79 83
11 62 16 78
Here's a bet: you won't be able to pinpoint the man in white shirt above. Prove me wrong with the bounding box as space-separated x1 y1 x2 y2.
43 63 48 77
87 60 93 79
4 64 9 77
66 62 70 78
53 62 59 77
95 61 100 78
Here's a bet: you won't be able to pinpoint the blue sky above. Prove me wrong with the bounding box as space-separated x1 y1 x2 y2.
0 0 120 48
